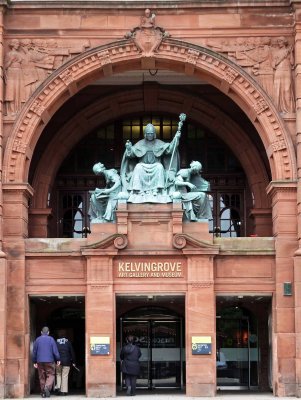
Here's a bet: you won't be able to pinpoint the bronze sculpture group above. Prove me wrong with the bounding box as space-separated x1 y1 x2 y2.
89 114 212 223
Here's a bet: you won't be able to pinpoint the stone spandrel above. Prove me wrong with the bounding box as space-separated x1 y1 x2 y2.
206 36 295 114
4 37 90 118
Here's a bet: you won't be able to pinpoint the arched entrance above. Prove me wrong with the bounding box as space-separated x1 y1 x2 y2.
116 295 185 393
3 37 296 187
2 35 297 399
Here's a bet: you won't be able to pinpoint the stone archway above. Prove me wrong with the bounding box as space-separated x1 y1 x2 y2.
31 86 270 210
3 37 297 184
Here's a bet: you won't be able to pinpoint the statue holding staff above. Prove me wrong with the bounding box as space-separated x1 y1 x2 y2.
120 114 185 203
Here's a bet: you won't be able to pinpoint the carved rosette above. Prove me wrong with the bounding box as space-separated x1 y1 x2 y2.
113 235 128 250
173 234 187 249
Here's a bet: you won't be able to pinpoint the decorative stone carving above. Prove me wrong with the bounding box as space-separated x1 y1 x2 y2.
89 163 122 223
12 139 26 154
173 233 219 252
120 115 183 204
5 38 295 187
4 39 24 116
253 99 269 114
174 161 212 221
271 139 287 152
206 36 295 114
186 49 200 65
125 8 170 56
4 38 90 117
81 233 128 250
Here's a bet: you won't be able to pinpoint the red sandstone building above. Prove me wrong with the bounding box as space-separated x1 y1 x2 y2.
0 0 300 398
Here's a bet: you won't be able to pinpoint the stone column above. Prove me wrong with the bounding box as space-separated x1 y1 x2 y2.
0 3 6 398
28 208 52 238
2 183 33 397
293 7 301 395
83 251 117 398
249 208 272 236
185 254 216 397
267 182 298 396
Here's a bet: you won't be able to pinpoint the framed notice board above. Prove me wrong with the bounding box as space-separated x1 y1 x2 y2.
191 336 212 355
90 336 110 355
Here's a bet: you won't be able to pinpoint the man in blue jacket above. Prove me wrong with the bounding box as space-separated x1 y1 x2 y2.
33 327 61 398
54 329 76 396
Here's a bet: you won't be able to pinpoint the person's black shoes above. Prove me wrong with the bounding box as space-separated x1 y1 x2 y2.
41 392 46 398
60 393 67 396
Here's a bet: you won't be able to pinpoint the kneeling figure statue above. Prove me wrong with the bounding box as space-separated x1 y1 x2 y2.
89 162 121 223
174 160 212 222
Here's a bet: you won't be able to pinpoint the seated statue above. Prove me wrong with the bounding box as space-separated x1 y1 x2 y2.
121 123 181 203
89 162 121 223
174 160 212 221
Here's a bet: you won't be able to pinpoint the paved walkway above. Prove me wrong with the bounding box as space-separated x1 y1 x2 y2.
23 392 298 400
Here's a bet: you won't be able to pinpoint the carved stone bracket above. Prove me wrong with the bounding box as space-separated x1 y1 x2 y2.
81 233 128 250
173 233 219 253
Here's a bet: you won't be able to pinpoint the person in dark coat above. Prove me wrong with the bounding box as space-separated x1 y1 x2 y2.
32 326 61 398
120 335 141 396
54 330 76 396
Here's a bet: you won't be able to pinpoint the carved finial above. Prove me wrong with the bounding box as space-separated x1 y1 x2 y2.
141 9 156 28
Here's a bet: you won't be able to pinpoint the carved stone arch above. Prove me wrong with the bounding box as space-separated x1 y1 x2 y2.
31 87 270 209
3 37 297 184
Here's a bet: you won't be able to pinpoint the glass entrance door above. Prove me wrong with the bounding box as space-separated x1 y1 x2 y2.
120 318 183 389
216 314 258 389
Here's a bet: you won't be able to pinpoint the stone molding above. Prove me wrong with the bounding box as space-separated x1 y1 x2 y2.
3 37 296 185
173 233 220 254
81 233 128 250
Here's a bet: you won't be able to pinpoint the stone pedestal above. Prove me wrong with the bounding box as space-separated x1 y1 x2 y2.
86 203 217 397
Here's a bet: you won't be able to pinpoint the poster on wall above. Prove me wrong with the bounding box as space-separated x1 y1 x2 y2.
90 336 110 355
191 336 212 355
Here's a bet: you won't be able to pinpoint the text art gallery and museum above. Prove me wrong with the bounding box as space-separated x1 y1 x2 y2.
0 0 301 398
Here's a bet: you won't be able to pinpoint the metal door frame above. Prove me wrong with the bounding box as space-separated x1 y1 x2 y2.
119 317 184 390
217 315 255 391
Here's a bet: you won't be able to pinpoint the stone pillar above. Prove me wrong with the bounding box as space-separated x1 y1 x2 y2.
2 183 33 397
293 7 301 395
249 208 273 237
185 254 216 397
0 3 6 398
28 208 52 238
83 252 117 398
267 182 298 396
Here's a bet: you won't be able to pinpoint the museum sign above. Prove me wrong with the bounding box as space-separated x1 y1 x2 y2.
114 259 186 278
